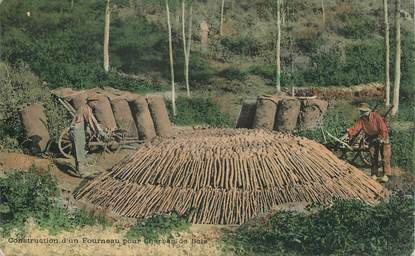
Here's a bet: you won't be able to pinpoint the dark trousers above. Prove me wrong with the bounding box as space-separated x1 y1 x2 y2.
368 137 392 176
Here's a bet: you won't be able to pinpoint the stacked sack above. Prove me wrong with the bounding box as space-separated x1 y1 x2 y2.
236 95 328 132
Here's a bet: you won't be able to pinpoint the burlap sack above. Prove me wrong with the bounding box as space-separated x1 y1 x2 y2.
87 93 117 131
275 98 301 132
147 95 173 138
20 103 50 154
299 99 328 130
236 100 257 128
129 96 157 140
253 97 279 130
51 87 75 98
110 97 138 138
68 92 89 111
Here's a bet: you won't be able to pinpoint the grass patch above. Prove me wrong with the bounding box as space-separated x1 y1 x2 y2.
167 96 233 127
0 63 71 150
0 168 109 236
125 213 189 243
224 197 414 256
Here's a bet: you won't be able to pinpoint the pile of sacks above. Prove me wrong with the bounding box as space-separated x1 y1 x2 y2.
19 87 173 154
236 96 328 132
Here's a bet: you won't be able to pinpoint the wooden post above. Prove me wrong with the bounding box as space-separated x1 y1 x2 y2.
200 21 209 54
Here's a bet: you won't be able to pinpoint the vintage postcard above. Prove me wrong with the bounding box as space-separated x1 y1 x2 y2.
0 0 414 255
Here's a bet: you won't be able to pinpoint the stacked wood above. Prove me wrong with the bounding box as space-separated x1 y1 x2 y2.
20 103 50 154
293 82 385 100
236 100 257 129
87 93 117 131
147 95 173 138
75 129 388 225
129 96 157 140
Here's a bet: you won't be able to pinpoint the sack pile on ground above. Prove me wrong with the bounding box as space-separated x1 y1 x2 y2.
75 128 388 225
19 103 50 153
19 88 173 154
237 96 328 131
53 87 172 140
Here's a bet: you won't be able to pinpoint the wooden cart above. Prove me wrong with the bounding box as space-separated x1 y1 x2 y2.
56 97 143 159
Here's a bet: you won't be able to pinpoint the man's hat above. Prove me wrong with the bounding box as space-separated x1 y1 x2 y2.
358 103 371 112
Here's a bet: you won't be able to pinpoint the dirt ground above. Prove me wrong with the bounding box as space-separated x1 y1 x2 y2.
0 222 227 256
0 135 413 256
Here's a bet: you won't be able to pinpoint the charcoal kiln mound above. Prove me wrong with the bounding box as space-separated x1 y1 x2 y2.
75 129 388 224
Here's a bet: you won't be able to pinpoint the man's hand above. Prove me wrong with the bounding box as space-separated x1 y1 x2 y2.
340 133 349 142
376 137 387 144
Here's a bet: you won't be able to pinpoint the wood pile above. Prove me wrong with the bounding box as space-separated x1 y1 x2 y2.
75 129 388 225
292 82 385 100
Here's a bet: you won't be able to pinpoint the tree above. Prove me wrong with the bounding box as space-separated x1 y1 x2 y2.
166 0 176 116
103 0 111 73
383 0 391 106
321 0 325 26
392 0 401 117
276 0 281 92
182 0 193 97
220 0 225 36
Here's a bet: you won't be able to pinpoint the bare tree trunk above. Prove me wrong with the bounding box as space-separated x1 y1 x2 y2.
392 0 401 117
384 0 391 106
276 0 281 92
166 0 176 116
321 0 325 26
185 4 193 97
220 0 225 36
71 0 74 9
103 0 111 73
182 1 189 97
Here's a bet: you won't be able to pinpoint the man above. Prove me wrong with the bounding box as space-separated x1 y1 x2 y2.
346 103 392 182
72 104 101 176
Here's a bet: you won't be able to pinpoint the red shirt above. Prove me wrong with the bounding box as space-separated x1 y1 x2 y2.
347 112 389 140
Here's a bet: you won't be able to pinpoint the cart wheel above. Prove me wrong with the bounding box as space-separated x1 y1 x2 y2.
357 136 372 167
104 143 120 154
359 151 372 166
58 127 74 159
